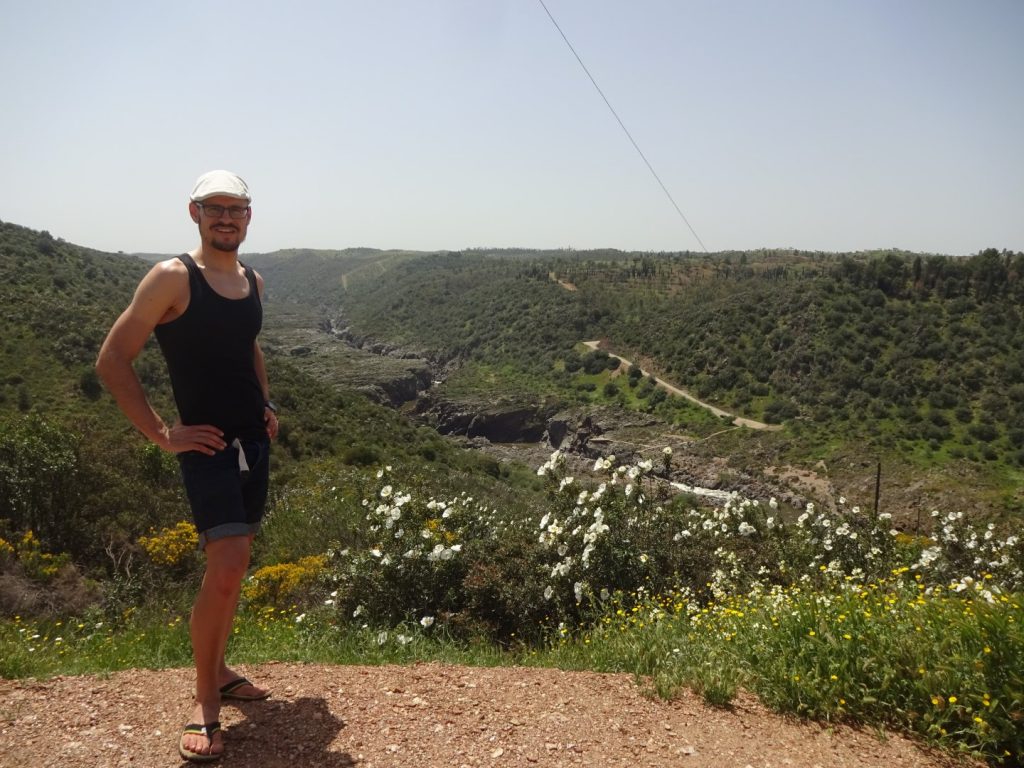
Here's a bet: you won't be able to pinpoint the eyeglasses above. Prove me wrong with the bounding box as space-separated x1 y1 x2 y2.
196 202 250 219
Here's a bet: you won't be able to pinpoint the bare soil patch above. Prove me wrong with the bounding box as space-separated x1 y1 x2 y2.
0 662 977 768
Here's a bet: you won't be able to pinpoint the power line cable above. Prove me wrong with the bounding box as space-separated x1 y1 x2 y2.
537 0 709 253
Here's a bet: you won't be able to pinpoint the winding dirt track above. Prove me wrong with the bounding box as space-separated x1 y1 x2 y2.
581 341 781 431
0 663 976 768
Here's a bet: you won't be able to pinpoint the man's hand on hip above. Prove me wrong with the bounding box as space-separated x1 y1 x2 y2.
161 422 226 454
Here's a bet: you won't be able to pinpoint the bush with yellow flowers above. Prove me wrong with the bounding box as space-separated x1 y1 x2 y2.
0 536 14 564
242 555 327 608
138 521 198 567
9 530 69 582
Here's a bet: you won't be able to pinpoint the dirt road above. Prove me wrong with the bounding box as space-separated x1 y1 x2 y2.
0 663 973 768
582 341 781 431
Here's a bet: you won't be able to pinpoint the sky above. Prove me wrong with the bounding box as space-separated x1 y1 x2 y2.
1 0 1021 257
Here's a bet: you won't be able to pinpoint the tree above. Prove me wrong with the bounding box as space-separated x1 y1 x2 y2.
0 415 80 551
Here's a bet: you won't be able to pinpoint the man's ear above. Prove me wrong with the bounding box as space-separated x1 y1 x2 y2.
188 201 200 223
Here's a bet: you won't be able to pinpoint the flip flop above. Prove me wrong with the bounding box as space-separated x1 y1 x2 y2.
219 676 270 701
178 721 222 763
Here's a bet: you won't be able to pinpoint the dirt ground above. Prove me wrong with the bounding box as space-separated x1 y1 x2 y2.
0 662 979 768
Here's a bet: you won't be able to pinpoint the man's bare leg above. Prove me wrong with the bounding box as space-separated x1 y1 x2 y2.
181 536 251 758
215 535 268 699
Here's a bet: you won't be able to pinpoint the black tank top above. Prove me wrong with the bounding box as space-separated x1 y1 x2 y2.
154 253 265 442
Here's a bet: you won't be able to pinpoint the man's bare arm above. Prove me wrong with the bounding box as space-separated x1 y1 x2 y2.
96 261 226 454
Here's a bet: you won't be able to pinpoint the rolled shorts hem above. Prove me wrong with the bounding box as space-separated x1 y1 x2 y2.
199 522 262 550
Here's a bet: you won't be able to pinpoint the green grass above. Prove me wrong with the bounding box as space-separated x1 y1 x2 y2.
0 606 508 680
540 579 1024 765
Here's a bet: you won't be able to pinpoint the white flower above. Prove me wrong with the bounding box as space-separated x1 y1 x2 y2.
581 543 595 563
544 585 554 600
574 581 584 603
295 613 306 623
380 485 393 498
353 605 364 618
377 631 388 645
397 634 412 645
370 548 382 558
738 522 756 537
420 616 435 628
662 446 673 456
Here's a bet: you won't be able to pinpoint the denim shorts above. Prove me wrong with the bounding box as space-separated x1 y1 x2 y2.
177 437 270 549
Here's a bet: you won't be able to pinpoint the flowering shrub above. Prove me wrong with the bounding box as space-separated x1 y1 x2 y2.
0 530 95 617
242 555 328 608
138 521 198 567
324 466 539 637
314 451 1024 645
535 450 694 622
6 530 69 582
534 449 1024 617
910 510 1024 594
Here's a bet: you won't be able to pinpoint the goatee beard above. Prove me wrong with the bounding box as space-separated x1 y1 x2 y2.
211 239 239 252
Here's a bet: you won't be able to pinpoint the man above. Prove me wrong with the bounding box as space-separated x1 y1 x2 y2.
96 170 279 762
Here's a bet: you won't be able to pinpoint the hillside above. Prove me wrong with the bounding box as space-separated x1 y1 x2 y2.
251 244 1024 522
8 221 1021 533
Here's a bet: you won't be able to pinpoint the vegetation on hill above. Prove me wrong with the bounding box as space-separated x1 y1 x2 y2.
311 245 1024 515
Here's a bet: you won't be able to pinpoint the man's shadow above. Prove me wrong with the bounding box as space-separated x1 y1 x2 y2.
218 695 355 767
